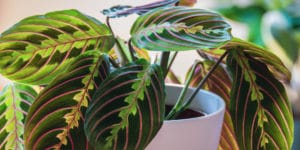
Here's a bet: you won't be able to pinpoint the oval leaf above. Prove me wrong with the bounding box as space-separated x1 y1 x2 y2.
0 83 37 150
24 51 110 149
130 6 232 51
0 9 114 85
84 59 165 150
227 50 294 150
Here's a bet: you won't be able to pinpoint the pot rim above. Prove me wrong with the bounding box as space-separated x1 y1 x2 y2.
164 83 226 123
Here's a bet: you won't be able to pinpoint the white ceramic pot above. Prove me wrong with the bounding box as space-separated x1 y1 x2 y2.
146 84 225 150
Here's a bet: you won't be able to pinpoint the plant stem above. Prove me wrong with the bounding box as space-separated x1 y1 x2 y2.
166 60 201 120
167 50 229 120
160 52 170 78
166 52 178 73
106 17 115 38
128 39 137 61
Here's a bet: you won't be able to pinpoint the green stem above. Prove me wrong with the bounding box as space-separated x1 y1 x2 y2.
106 17 115 38
166 52 178 73
166 60 201 120
167 50 229 120
128 39 137 61
160 52 170 78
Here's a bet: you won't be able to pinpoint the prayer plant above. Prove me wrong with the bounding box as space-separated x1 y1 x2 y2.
0 0 294 149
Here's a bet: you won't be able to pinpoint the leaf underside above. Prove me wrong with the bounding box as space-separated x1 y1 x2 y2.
227 50 294 150
102 0 179 18
131 6 232 51
24 51 110 149
0 9 114 85
84 59 165 150
0 83 37 150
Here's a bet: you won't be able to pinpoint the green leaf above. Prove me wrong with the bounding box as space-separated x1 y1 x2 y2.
0 83 37 150
225 38 291 82
0 9 114 85
230 50 264 101
84 59 165 150
130 6 232 51
24 51 110 149
227 50 294 150
187 61 239 150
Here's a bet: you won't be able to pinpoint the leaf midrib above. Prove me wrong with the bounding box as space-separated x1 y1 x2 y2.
55 56 102 148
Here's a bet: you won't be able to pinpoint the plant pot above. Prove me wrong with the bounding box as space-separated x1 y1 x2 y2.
146 84 225 150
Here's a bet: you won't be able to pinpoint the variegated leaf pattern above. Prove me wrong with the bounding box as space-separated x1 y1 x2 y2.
227 50 294 150
0 9 114 85
188 61 239 150
224 38 291 82
102 0 178 18
84 59 165 150
24 51 110 149
130 6 232 51
0 83 37 150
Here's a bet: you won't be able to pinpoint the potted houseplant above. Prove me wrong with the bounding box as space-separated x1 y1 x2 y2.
0 0 294 149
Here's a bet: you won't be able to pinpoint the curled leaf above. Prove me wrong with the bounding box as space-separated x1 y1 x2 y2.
131 6 232 51
102 0 178 18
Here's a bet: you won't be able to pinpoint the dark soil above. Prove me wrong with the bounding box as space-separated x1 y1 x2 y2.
165 105 205 120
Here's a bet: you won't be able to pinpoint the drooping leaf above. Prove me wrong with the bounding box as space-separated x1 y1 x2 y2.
84 59 165 150
0 9 114 85
227 50 294 150
24 51 110 149
102 0 178 18
187 61 239 150
0 83 37 150
224 38 291 82
131 6 232 51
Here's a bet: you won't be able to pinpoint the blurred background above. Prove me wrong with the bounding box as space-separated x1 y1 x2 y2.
0 0 299 149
